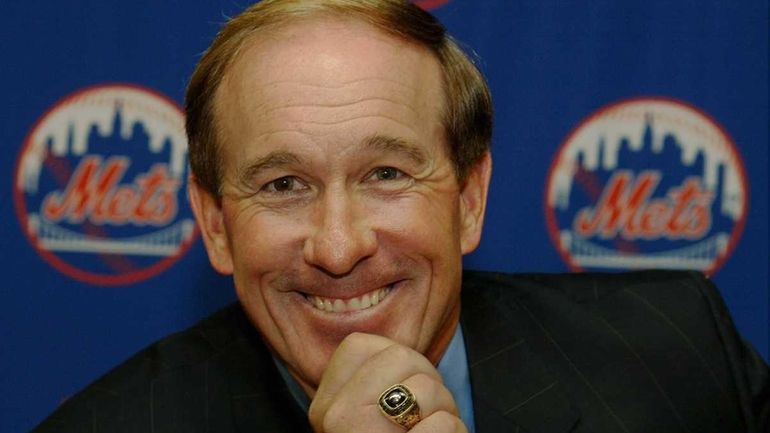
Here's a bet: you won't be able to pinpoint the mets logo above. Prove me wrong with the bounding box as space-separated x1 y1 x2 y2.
414 0 451 11
545 97 748 276
14 83 197 286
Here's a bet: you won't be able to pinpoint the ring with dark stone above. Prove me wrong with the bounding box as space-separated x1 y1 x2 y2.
378 384 421 430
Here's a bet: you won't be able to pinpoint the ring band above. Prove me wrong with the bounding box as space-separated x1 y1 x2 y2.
378 383 421 430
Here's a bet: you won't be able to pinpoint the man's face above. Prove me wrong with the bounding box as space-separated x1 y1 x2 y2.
190 18 489 394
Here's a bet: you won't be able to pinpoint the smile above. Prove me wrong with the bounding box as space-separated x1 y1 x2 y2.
306 284 394 313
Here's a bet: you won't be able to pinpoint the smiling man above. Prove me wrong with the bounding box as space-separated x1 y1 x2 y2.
187 5 489 430
185 3 491 431
33 1 768 432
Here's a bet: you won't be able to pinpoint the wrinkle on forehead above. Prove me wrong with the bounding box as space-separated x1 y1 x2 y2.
219 18 436 94
214 16 446 169
218 18 441 106
222 70 433 131
258 89 419 119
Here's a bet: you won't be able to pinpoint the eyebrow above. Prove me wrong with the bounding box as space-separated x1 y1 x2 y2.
362 134 428 167
236 151 302 186
235 135 428 185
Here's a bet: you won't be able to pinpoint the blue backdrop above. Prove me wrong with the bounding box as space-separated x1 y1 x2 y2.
2 1 767 431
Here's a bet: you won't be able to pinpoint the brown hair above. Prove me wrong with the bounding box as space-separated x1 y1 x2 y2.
185 0 492 197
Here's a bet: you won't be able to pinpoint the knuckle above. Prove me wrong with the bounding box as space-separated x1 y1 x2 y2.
428 410 463 431
307 403 320 425
408 371 447 401
322 400 347 432
339 331 368 350
308 398 332 431
382 343 412 363
411 372 441 398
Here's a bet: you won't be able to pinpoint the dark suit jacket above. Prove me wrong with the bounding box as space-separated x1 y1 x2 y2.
33 271 769 432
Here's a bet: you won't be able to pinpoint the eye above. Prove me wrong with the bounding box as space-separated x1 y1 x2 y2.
369 167 404 181
261 176 307 194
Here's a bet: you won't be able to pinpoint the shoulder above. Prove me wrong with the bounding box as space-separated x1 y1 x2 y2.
462 269 731 321
462 270 769 432
463 269 719 302
32 304 283 432
462 269 737 364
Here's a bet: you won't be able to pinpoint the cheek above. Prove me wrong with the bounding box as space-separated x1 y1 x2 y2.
224 211 305 347
370 193 462 247
226 208 304 264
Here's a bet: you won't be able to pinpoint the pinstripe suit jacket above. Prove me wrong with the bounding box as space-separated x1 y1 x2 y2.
34 271 769 432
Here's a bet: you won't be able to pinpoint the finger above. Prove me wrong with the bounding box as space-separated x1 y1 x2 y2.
334 339 442 405
320 401 403 433
410 410 468 433
310 336 443 431
310 333 399 427
317 347 444 431
401 372 459 418
320 386 462 433
367 374 458 433
317 333 399 397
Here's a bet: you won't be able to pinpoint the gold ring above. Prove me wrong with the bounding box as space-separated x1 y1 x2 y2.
378 383 421 430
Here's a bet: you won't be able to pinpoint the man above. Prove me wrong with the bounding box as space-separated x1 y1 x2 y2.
34 1 768 432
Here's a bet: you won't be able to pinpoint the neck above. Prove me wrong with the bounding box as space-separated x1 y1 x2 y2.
424 300 461 366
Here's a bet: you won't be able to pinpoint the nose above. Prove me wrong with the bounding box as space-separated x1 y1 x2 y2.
303 191 377 276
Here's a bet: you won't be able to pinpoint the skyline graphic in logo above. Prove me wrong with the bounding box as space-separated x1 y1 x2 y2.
14 84 197 285
545 97 748 275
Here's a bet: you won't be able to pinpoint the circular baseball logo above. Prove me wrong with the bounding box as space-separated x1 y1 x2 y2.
14 83 197 286
545 97 748 276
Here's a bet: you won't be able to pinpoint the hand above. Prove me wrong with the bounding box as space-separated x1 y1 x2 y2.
308 333 467 432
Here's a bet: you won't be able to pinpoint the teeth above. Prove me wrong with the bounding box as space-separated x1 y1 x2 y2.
308 285 393 313
360 294 371 308
333 299 345 313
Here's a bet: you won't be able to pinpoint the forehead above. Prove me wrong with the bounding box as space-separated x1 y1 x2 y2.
213 17 446 161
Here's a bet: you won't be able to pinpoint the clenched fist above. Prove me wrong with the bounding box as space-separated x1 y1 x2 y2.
308 333 468 433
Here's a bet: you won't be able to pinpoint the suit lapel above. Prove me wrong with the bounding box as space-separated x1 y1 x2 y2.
462 273 581 433
215 311 314 432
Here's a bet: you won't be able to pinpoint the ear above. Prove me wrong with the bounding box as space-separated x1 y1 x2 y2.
459 151 492 254
188 177 234 274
